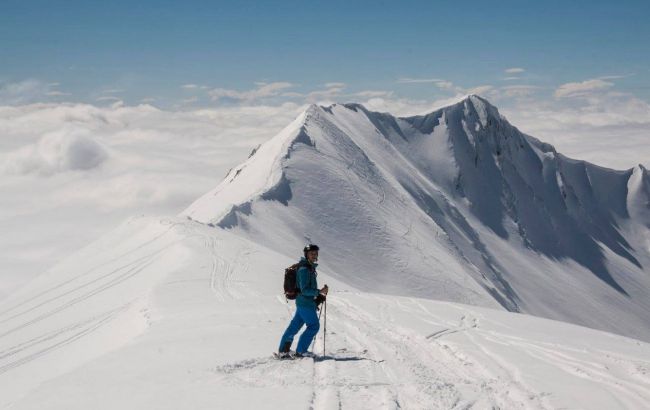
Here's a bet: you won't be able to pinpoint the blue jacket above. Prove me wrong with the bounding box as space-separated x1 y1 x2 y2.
296 257 319 308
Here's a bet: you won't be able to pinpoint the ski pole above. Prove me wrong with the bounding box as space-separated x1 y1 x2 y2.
323 299 327 357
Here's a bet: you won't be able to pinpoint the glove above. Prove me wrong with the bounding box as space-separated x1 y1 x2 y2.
315 293 326 306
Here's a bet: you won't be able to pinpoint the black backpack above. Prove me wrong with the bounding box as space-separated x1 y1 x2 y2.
283 261 313 300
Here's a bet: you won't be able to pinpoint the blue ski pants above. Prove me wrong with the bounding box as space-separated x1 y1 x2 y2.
278 305 320 353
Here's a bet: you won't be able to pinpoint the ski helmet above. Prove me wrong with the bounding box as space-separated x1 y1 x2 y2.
303 244 319 254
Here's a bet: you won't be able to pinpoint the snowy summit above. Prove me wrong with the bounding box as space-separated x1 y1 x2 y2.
184 95 650 342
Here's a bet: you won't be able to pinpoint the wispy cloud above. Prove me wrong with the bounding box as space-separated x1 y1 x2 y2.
0 79 64 104
597 75 629 80
354 90 394 98
554 78 614 98
465 85 493 95
397 78 446 84
505 67 525 74
280 92 304 98
305 83 346 102
180 96 199 105
208 81 294 102
434 81 454 89
397 77 493 98
324 82 346 88
45 90 71 97
500 85 541 98
96 96 122 102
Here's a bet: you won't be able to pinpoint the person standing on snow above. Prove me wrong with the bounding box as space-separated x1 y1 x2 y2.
278 244 328 358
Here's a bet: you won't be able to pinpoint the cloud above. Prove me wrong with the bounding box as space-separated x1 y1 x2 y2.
273 83 394 105
324 82 346 88
0 79 63 104
2 129 109 176
598 75 629 80
305 83 347 103
465 85 493 95
505 67 525 74
208 82 294 102
554 78 614 98
434 81 454 89
180 96 199 105
45 90 71 97
500 85 541 98
502 77 521 81
353 90 394 98
181 84 199 89
397 78 492 98
501 89 650 169
398 77 455 89
0 100 306 198
280 92 304 98
96 96 122 102
0 100 307 295
397 78 446 83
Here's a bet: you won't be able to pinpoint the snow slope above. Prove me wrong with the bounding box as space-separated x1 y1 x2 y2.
182 95 650 342
1 216 650 409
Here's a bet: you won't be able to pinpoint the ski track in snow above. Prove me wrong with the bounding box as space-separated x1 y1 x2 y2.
0 303 130 375
209 292 554 409
0 219 185 401
3 218 650 409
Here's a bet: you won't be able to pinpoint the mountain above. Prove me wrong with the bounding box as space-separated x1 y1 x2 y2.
182 95 650 342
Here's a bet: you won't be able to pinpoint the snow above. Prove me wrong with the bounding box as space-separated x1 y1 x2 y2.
2 96 650 408
468 95 488 128
183 109 309 223
2 216 650 409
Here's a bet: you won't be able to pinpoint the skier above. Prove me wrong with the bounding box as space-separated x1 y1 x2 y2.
277 244 328 358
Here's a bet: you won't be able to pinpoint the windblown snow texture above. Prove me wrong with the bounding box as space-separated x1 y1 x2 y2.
183 95 650 342
2 216 650 410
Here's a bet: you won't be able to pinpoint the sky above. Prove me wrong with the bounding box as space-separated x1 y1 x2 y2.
1 0 649 298
1 0 649 106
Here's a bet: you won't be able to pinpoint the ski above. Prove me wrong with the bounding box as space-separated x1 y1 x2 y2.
272 352 322 360
273 352 296 360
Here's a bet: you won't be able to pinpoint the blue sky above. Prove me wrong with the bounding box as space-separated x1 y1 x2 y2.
1 0 649 106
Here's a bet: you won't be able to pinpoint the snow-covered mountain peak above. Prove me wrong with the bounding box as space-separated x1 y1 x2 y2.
181 96 650 342
402 94 501 134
